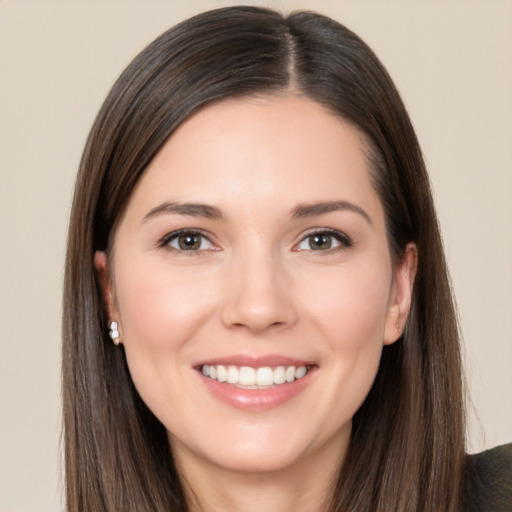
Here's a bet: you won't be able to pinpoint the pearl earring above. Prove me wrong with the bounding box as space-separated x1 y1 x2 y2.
109 321 121 345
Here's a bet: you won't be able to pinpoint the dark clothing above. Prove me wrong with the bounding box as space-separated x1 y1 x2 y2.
462 444 512 511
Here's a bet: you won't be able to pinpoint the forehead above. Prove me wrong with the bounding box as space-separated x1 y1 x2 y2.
122 95 383 225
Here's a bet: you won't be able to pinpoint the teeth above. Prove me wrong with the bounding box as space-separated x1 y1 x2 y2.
274 366 286 384
295 366 307 379
216 365 227 382
239 366 256 386
200 364 309 387
227 365 238 384
256 367 274 386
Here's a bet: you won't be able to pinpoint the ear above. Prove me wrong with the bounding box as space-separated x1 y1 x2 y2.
383 243 417 345
94 251 117 321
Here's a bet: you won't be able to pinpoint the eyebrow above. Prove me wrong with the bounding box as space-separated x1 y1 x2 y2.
142 201 224 222
142 199 372 225
291 200 372 225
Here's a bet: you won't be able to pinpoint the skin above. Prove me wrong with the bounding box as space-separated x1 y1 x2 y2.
95 95 416 512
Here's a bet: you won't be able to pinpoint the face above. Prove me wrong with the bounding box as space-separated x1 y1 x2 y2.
96 95 415 478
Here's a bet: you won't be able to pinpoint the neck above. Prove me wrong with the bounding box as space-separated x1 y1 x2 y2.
172 434 348 512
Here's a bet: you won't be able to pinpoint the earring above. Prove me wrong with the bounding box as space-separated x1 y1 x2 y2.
109 321 121 345
395 323 401 335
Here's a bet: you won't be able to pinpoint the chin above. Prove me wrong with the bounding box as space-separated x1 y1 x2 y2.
202 443 310 475
169 416 350 477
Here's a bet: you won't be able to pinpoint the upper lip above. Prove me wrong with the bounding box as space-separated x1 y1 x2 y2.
193 354 316 369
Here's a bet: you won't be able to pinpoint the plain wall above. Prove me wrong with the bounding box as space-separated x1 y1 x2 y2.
1 1 510 511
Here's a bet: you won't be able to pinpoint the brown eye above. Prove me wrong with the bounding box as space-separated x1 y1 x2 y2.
165 231 214 251
308 233 333 250
177 234 202 250
296 230 351 252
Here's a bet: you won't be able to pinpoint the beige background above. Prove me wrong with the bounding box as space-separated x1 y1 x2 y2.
1 1 511 510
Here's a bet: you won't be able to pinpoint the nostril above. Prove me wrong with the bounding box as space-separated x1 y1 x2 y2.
220 270 298 332
228 319 287 333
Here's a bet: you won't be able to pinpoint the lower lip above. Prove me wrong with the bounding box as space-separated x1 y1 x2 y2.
198 368 316 412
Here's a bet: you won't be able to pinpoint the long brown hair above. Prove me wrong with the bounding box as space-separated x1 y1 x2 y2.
63 6 465 511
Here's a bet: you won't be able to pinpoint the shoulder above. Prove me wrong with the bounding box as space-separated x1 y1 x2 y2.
461 443 512 512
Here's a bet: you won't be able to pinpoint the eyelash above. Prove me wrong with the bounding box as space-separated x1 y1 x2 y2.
158 229 216 255
157 228 353 254
295 229 353 253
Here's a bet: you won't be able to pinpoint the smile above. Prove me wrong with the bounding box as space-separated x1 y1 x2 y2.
196 357 317 411
200 364 310 388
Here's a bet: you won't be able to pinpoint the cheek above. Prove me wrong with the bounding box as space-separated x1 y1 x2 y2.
118 260 204 331
111 261 222 426
302 260 391 347
300 260 391 397
113 259 219 369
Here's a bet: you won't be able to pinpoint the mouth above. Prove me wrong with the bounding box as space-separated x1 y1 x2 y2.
194 358 317 411
199 364 311 389
192 354 319 412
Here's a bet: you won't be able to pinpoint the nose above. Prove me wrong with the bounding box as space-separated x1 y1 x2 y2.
220 249 298 334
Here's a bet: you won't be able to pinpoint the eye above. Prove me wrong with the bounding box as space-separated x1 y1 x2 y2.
295 230 352 252
161 230 215 252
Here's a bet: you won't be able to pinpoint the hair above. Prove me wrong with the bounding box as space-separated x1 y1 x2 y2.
63 6 465 511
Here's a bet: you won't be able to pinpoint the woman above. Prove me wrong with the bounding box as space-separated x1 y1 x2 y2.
62 6 511 511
